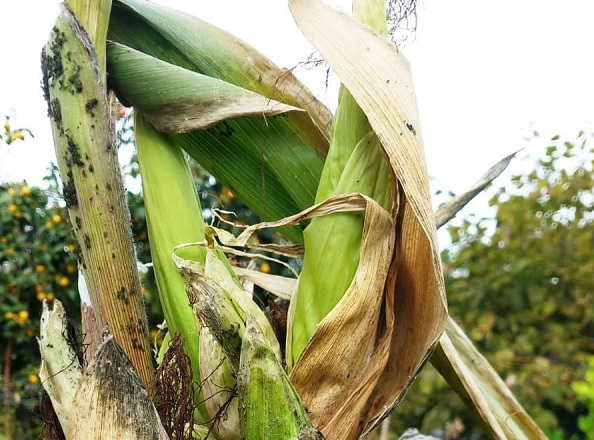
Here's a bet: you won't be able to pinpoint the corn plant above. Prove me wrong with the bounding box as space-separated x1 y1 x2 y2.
39 0 548 439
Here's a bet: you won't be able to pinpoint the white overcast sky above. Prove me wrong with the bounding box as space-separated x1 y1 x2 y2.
1 0 594 201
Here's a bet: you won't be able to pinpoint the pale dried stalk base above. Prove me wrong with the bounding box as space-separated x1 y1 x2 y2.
39 300 168 439
38 300 83 434
67 332 169 439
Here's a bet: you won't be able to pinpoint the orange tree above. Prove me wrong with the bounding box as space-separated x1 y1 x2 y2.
0 178 78 438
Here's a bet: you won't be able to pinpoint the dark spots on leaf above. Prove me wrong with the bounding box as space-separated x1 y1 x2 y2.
41 26 69 112
66 135 84 167
406 122 416 136
116 286 126 299
63 177 77 208
111 253 116 259
117 286 129 304
130 337 142 351
75 216 82 230
50 99 62 131
214 121 235 138
85 98 99 116
40 49 52 107
83 234 91 249
88 164 94 173
67 65 83 94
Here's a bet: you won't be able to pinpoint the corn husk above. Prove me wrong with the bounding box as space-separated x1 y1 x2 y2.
238 317 322 440
38 300 83 434
199 327 240 440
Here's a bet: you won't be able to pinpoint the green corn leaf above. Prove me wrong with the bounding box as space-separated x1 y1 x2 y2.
134 113 209 422
42 5 154 386
107 0 332 243
109 0 331 149
107 42 299 132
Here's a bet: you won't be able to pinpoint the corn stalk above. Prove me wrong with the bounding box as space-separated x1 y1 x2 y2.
39 0 548 439
41 0 153 387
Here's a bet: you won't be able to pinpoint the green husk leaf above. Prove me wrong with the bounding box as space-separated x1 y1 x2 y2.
134 113 208 421
287 130 392 367
238 317 320 440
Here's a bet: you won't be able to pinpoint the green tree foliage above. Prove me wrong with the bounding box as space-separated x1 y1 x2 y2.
573 356 594 439
392 131 594 438
0 179 79 439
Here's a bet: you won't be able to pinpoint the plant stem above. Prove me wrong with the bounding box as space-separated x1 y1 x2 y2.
42 2 153 386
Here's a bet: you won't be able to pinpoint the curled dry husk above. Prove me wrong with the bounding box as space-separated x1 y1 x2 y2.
285 1 448 438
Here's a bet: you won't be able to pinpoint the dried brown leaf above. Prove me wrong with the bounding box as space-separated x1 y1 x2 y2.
288 1 447 437
435 151 518 229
